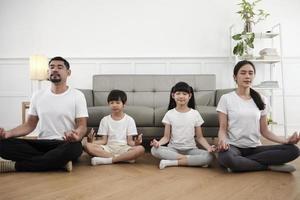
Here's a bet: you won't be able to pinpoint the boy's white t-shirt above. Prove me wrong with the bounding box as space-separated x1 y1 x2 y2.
98 114 138 144
162 108 204 150
28 87 89 140
216 91 269 148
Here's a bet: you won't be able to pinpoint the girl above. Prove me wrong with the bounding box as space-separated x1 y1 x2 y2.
150 82 215 169
217 60 299 173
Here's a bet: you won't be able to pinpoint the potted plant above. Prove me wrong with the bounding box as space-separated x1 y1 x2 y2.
232 0 269 58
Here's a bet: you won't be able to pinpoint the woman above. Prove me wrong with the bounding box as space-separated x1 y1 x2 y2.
217 60 299 173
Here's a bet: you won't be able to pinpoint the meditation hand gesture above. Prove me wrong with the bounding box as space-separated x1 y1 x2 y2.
134 133 143 146
207 145 217 153
286 132 300 144
150 139 160 148
64 130 81 142
0 128 12 139
217 138 230 152
0 128 7 139
87 128 96 143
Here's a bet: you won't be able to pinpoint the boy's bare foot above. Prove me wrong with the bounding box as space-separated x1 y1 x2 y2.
64 161 72 172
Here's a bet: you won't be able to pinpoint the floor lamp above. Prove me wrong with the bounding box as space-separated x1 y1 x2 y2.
29 55 48 93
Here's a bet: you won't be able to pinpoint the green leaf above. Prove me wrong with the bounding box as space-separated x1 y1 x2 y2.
239 43 244 56
248 43 254 48
232 34 242 40
233 45 238 55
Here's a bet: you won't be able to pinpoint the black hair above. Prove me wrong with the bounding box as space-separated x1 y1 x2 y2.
48 56 70 69
234 60 265 110
168 82 195 110
107 89 127 104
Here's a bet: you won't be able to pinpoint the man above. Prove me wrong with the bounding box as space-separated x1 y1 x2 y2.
0 56 88 172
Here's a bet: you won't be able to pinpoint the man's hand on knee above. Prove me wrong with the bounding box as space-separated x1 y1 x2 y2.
64 130 81 142
0 128 9 139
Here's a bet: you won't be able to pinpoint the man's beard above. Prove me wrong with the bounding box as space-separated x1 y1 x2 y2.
49 74 61 83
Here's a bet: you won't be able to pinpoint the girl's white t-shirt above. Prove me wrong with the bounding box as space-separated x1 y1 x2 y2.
162 108 204 150
216 91 269 148
98 114 138 144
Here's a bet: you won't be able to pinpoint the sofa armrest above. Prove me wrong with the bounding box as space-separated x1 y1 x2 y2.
78 89 94 107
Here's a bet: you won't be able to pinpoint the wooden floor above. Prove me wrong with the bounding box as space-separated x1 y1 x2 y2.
1 149 300 200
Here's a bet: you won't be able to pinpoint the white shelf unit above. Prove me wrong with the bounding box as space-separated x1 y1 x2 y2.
229 24 287 137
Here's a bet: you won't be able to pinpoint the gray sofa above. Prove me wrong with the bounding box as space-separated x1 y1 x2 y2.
80 75 232 147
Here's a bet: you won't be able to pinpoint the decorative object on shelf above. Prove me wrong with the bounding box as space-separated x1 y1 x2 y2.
257 48 280 60
254 80 279 89
232 0 269 58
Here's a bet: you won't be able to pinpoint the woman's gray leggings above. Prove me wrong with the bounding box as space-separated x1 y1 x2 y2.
151 146 213 166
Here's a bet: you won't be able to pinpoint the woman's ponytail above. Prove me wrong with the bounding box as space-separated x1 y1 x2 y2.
250 88 265 110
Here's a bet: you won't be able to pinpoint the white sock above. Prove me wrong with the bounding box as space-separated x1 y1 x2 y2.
91 157 113 166
159 160 178 169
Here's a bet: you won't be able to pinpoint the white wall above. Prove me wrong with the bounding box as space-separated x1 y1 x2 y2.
0 0 300 135
1 0 299 58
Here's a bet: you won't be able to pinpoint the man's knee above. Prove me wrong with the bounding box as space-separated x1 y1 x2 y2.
63 142 83 160
0 138 18 157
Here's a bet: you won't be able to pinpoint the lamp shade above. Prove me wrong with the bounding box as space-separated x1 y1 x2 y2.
29 55 48 80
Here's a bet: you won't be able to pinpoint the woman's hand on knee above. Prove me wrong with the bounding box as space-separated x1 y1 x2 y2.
217 139 229 152
287 132 300 144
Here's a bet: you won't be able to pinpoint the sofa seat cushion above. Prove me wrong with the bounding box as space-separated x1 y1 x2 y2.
196 106 218 127
154 106 168 127
87 106 154 128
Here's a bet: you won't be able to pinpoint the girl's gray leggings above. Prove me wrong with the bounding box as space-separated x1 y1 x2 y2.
151 146 213 166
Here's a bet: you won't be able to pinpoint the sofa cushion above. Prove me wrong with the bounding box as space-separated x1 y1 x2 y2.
124 106 154 127
196 106 218 127
195 91 216 106
87 106 111 127
92 75 216 108
78 89 94 107
154 106 168 127
215 88 235 106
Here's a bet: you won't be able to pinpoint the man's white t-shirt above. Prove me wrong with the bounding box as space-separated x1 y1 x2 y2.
162 108 204 150
216 91 269 148
28 87 88 140
98 114 138 145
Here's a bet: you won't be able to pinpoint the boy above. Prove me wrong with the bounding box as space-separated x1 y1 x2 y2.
84 89 145 165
